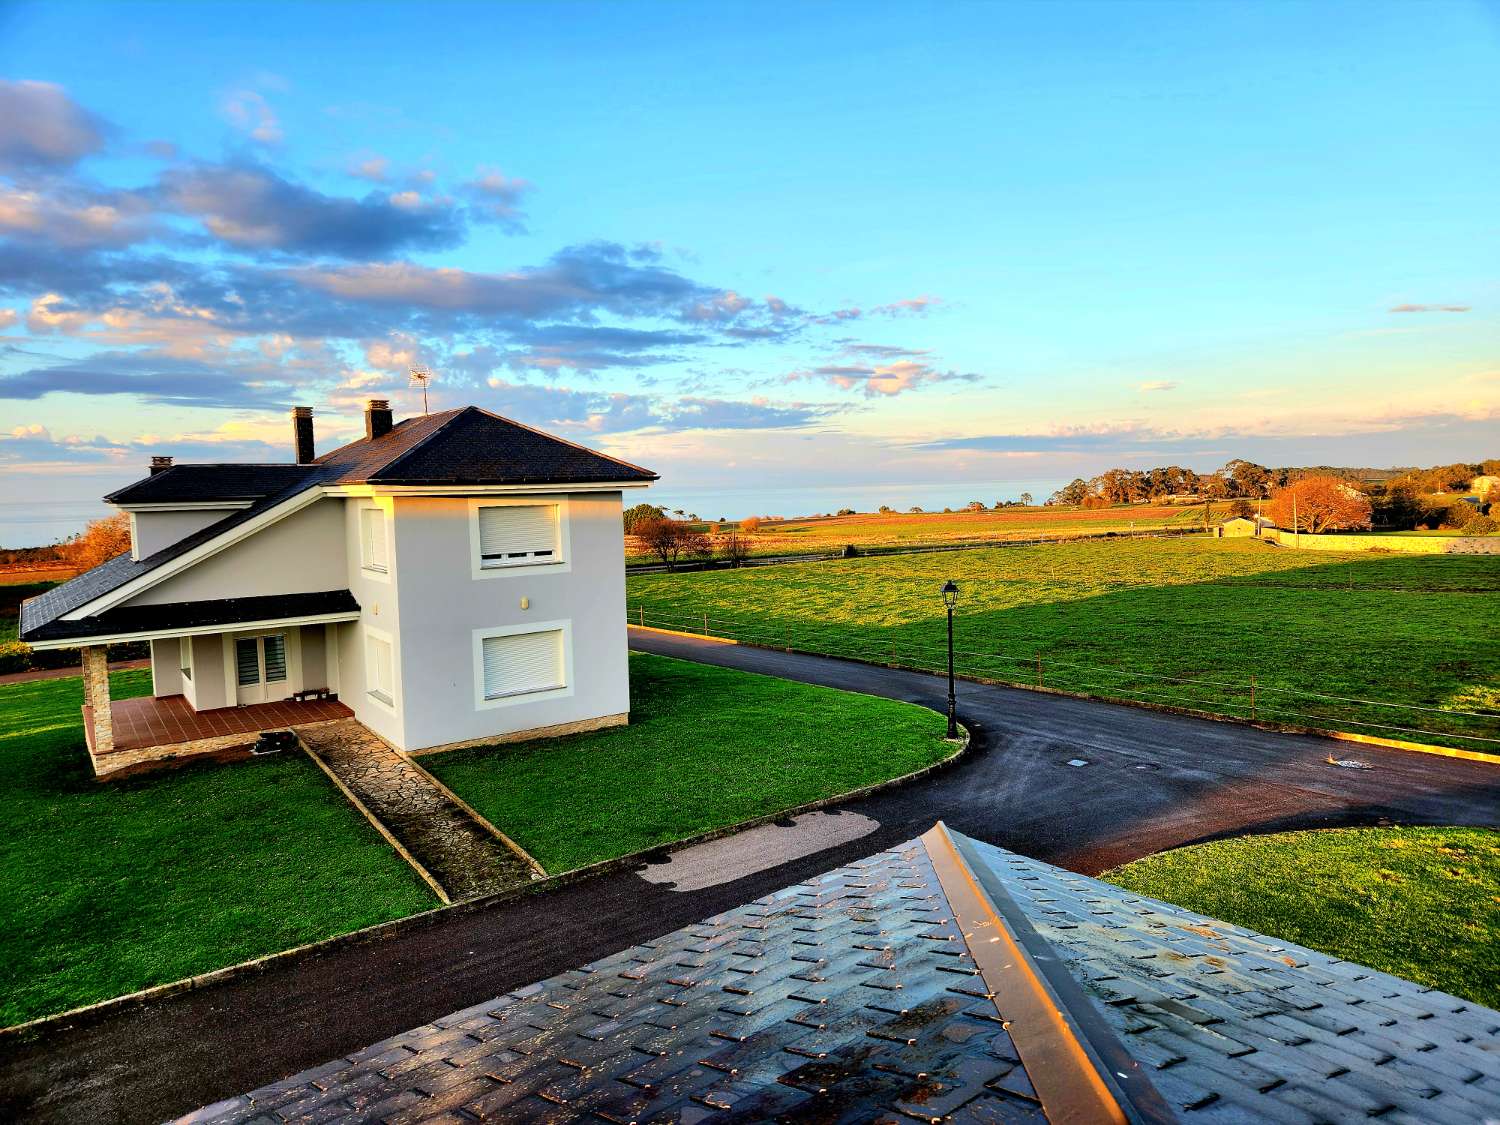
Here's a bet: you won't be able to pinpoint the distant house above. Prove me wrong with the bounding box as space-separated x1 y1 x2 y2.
1471 475 1498 499
21 400 657 776
1214 515 1274 538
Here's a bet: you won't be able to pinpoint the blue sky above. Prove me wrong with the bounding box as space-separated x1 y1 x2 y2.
0 0 1496 540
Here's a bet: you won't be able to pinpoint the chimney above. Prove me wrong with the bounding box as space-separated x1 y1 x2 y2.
149 455 173 476
292 406 315 464
365 398 393 441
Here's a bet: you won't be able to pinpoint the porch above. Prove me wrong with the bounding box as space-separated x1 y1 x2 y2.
83 692 353 778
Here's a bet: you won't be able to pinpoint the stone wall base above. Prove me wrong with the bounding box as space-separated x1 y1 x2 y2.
409 712 630 758
90 718 350 780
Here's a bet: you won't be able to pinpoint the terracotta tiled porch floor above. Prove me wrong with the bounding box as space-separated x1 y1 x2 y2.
98 694 354 754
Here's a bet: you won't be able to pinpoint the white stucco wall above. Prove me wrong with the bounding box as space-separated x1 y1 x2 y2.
130 508 240 559
124 499 347 607
188 632 228 710
388 491 631 752
337 497 405 747
149 637 182 698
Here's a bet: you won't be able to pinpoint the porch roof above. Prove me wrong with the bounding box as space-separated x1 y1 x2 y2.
24 589 359 648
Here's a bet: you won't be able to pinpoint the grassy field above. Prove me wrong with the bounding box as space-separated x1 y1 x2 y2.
627 504 1207 563
0 670 435 1026
426 653 952 873
1103 828 1500 1007
627 538 1500 750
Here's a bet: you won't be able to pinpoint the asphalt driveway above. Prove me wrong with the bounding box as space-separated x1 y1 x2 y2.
2 630 1496 1124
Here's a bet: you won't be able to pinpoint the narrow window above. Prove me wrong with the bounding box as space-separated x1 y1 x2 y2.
481 629 564 699
263 635 287 683
367 635 394 705
361 507 388 572
235 638 260 687
477 505 559 568
180 638 193 682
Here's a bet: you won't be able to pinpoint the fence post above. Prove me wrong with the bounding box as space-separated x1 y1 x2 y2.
1036 651 1043 689
890 642 896 667
1250 674 1257 721
638 604 644 627
703 612 709 635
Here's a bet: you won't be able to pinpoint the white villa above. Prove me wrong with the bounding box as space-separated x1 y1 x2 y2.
20 400 657 776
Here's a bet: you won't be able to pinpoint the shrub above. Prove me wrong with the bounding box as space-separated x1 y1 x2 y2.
1462 513 1497 535
0 641 31 675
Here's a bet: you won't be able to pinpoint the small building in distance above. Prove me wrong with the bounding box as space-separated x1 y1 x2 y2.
1214 514 1275 538
1470 474 1498 499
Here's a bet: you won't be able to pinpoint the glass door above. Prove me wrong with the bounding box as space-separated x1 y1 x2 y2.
234 633 289 705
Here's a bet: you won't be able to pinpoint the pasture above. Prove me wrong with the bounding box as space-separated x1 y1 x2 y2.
627 503 1207 562
627 537 1500 750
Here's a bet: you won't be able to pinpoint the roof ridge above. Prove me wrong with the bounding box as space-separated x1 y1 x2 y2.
464 405 659 480
357 407 471 480
312 407 465 466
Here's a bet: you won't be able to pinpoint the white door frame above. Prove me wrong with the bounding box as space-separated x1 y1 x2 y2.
228 628 300 706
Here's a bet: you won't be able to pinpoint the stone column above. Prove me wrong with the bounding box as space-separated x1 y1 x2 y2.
81 645 114 754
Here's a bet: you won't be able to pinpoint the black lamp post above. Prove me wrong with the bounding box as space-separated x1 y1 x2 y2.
941 580 959 739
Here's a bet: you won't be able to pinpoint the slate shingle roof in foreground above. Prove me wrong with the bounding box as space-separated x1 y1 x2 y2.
176 826 1500 1125
21 407 656 643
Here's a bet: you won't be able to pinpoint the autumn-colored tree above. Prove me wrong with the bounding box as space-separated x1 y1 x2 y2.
739 516 761 535
1268 476 1372 533
67 513 132 570
720 530 751 568
635 518 711 570
623 503 666 534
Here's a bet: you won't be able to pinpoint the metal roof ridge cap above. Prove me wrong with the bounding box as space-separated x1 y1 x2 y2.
919 823 1175 1125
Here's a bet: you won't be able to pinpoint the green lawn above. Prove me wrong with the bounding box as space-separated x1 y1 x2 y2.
626 538 1500 751
0 670 435 1027
426 652 953 873
1103 828 1500 1008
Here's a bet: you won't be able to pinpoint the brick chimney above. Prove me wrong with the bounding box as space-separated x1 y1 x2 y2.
292 405 316 464
149 455 173 476
365 398 393 441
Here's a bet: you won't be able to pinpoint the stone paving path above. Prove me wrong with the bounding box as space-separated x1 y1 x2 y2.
299 720 538 902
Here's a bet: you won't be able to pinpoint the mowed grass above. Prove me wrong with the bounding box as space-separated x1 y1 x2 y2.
426 653 953 874
627 538 1500 750
0 670 434 1027
627 504 1205 562
1103 828 1500 1008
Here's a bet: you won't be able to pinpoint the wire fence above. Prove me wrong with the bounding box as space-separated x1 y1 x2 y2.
627 604 1500 754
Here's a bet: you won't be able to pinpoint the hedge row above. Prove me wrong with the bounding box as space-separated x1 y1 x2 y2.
0 640 149 676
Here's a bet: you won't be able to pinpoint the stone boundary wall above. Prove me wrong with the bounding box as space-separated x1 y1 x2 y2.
1266 530 1500 555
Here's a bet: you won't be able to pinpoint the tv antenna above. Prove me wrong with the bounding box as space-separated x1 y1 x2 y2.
408 367 432 415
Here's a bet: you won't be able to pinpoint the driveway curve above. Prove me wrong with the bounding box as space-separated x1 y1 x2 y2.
2 629 1496 1124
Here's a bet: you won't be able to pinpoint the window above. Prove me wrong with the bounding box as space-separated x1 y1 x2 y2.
180 638 193 682
477 504 559 569
360 507 388 572
481 628 564 700
366 635 394 706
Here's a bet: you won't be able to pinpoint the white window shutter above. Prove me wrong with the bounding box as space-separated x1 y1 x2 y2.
362 508 387 570
367 636 393 702
478 505 557 565
482 630 563 698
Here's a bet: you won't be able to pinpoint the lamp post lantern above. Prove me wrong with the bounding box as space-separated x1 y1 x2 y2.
941 580 959 739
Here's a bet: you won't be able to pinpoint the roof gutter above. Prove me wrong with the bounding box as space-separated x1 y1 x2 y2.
26 609 361 651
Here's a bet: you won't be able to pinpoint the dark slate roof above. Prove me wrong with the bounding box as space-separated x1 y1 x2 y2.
106 464 321 506
352 407 657 486
21 590 358 643
21 406 655 642
174 828 1500 1125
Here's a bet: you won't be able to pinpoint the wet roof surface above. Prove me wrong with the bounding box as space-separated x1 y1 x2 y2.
177 830 1500 1124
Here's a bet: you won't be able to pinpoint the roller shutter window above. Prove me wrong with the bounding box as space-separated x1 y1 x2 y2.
361 507 388 572
478 505 558 568
367 635 394 705
482 629 564 699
